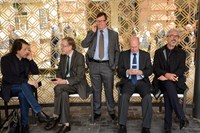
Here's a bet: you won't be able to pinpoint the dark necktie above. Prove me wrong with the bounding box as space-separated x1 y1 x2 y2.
131 53 137 85
65 55 70 77
99 30 104 59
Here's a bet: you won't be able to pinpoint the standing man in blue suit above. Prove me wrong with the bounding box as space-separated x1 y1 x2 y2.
81 12 120 121
117 36 152 133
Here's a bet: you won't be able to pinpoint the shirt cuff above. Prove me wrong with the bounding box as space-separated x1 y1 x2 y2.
126 70 129 78
140 75 144 78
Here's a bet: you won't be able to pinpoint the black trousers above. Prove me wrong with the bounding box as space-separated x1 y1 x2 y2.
161 80 185 129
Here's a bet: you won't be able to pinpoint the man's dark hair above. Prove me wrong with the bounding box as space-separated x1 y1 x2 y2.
97 12 107 20
10 39 29 54
63 37 76 50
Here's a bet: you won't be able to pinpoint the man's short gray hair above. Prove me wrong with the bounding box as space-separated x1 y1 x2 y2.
166 28 180 37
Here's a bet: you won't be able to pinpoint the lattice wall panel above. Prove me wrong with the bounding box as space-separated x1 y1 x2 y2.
118 0 139 51
0 0 198 105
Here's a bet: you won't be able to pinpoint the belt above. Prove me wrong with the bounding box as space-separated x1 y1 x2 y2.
91 59 109 63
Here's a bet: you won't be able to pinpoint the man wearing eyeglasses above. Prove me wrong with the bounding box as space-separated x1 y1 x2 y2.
153 28 188 133
45 37 91 132
81 12 120 121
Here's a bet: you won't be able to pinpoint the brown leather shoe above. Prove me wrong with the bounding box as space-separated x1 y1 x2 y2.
57 125 71 133
44 117 59 130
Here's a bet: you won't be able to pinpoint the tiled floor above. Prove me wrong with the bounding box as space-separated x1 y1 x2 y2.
1 106 200 133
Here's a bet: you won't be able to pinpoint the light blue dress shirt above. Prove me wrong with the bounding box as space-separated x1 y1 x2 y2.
93 28 109 60
126 52 143 80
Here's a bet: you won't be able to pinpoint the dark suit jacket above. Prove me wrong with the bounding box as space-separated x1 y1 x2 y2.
1 53 39 101
153 45 187 92
56 50 90 99
81 28 120 69
117 49 153 88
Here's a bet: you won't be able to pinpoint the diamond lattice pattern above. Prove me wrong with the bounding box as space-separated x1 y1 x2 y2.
0 0 197 104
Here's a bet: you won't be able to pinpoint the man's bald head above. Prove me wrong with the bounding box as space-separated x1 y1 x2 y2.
129 36 140 53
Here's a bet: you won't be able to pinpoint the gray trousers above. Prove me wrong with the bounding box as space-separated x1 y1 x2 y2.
54 84 76 124
89 61 115 114
118 80 152 128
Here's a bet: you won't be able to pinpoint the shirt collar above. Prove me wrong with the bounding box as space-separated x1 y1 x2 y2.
98 28 108 33
131 51 139 55
68 50 74 58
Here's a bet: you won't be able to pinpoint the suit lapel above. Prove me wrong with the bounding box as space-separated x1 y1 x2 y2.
70 51 76 70
139 51 142 69
62 55 67 78
126 50 131 69
92 31 98 53
108 29 112 51
161 48 168 68
162 49 167 61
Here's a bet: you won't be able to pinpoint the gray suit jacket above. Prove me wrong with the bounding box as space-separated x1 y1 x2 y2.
56 50 90 99
81 28 120 69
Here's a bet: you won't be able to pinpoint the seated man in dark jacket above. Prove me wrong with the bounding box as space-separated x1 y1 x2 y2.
45 37 91 133
153 28 187 133
117 36 152 133
1 39 49 133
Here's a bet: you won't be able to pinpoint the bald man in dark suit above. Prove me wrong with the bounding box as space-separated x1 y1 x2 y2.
117 36 152 133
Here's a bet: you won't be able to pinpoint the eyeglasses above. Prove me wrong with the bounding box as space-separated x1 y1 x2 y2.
96 20 106 23
61 45 70 48
167 35 179 38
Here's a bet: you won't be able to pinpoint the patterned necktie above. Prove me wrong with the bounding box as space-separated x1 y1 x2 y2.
65 55 70 77
131 53 137 85
99 30 104 59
